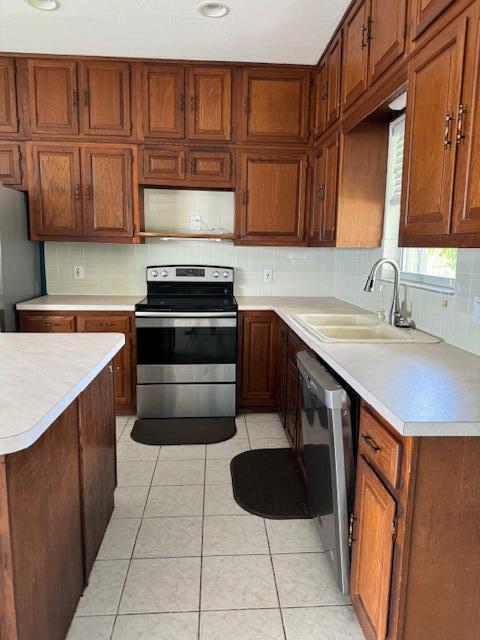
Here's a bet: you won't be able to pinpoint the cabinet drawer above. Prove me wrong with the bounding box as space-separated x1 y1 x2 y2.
287 330 305 361
359 406 402 489
20 313 76 332
77 315 131 333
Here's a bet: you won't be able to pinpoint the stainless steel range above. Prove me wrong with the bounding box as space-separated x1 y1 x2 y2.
135 265 237 419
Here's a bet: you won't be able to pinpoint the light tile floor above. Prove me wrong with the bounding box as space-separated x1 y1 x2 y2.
68 414 364 640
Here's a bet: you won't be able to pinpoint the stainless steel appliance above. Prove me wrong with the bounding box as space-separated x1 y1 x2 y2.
297 350 355 595
135 265 237 418
0 186 40 331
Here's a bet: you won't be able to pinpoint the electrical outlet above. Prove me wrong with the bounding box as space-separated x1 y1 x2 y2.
191 216 202 231
264 268 273 284
73 265 84 280
473 296 480 324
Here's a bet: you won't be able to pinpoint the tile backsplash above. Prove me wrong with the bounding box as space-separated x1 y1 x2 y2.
44 241 480 355
44 190 480 356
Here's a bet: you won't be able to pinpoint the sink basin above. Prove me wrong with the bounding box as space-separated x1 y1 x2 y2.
296 313 380 327
293 313 440 344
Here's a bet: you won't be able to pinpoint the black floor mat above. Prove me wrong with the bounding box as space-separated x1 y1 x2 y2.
230 448 312 519
130 417 236 446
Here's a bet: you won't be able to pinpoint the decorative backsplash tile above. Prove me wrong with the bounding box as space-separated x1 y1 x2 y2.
44 189 480 356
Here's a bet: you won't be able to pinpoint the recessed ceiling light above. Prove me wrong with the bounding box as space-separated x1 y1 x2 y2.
197 2 230 18
26 0 60 10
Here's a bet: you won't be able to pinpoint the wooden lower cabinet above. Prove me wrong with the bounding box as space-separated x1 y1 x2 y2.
0 366 116 640
237 311 277 410
350 456 396 640
19 311 136 414
351 403 480 640
78 364 116 579
277 320 288 428
285 355 300 450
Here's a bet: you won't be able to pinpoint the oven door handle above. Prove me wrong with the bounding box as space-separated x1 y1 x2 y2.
135 312 237 318
136 316 237 328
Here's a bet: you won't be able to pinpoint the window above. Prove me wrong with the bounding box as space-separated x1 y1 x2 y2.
383 114 457 291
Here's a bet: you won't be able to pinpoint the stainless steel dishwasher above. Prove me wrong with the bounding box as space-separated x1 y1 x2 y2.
297 351 355 595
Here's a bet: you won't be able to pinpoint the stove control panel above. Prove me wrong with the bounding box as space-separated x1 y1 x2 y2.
146 265 234 283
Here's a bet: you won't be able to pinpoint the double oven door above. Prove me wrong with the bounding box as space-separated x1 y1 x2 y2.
136 313 237 418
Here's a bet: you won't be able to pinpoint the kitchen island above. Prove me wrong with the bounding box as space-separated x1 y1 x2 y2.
0 332 124 640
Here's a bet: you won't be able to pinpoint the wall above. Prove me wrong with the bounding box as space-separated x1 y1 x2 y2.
44 190 480 356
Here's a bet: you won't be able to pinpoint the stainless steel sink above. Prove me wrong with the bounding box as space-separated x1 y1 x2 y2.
293 313 440 344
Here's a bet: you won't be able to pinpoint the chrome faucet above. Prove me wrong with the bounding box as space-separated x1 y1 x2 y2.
364 258 412 328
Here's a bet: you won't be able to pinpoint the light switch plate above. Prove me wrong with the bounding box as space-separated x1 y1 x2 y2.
191 216 202 231
264 268 273 284
473 296 480 324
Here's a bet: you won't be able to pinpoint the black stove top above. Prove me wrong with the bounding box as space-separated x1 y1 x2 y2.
136 295 237 313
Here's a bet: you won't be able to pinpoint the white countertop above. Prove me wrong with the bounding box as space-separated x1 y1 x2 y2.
15 294 480 437
16 295 142 312
0 333 125 455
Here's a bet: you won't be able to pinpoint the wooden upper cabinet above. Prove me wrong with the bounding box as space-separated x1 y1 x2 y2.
326 34 342 128
142 64 185 139
27 143 83 238
142 146 186 182
0 142 22 186
310 130 339 246
342 0 370 111
82 146 134 238
314 58 327 138
451 5 480 237
187 149 232 183
240 68 310 143
411 0 455 40
79 61 132 137
0 58 19 134
238 311 277 409
187 67 232 141
237 151 307 245
368 0 407 84
28 59 79 136
400 17 466 243
350 457 396 640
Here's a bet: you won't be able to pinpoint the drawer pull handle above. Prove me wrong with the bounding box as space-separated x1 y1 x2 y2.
361 434 381 453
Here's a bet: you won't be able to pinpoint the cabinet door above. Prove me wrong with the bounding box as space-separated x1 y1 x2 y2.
238 151 307 245
76 313 134 411
28 59 79 135
350 457 396 640
368 0 407 84
79 61 131 137
314 59 327 138
412 0 455 40
342 0 370 111
240 68 310 143
142 146 186 183
27 144 83 238
451 6 480 237
310 131 339 246
187 67 232 141
82 146 134 238
78 365 116 579
326 33 342 128
0 142 22 186
285 356 299 450
187 149 233 184
142 64 185 139
238 312 276 410
400 17 466 243
0 57 19 133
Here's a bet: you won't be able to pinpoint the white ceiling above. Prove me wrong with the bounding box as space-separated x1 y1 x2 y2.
0 0 350 65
